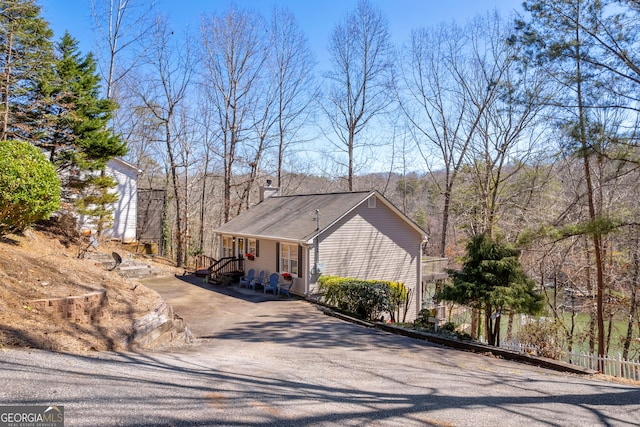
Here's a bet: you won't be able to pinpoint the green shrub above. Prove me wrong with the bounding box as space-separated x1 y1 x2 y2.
388 281 412 322
0 140 61 235
318 275 400 321
413 308 436 331
440 321 457 332
412 312 472 340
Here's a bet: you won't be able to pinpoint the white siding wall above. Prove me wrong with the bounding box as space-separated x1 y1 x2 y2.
239 238 307 295
273 240 307 294
103 159 138 242
312 199 423 321
243 239 276 283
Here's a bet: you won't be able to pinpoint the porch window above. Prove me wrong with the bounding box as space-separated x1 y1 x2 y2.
222 236 234 258
279 242 298 276
248 238 258 256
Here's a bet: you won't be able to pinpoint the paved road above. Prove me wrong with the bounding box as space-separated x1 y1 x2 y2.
1 275 639 426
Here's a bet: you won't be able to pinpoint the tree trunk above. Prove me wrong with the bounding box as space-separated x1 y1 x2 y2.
622 242 639 361
576 68 606 370
605 309 614 355
277 118 284 188
166 121 184 268
198 171 208 254
182 151 190 267
440 179 453 258
506 312 514 343
223 129 235 223
485 309 494 345
348 129 354 191
470 308 479 340
1 33 13 140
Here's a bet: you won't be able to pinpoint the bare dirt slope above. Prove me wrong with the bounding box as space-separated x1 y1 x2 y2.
0 223 180 353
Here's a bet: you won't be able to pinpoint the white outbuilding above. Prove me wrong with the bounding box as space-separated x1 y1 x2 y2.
102 157 139 243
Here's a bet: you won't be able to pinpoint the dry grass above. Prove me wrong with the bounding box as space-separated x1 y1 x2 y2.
0 224 178 353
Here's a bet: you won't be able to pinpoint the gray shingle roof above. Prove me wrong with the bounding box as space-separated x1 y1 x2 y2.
214 191 375 242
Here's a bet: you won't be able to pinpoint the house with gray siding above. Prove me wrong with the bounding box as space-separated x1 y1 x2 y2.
213 185 428 321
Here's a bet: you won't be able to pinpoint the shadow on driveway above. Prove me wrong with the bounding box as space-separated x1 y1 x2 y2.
3 273 639 426
172 273 291 303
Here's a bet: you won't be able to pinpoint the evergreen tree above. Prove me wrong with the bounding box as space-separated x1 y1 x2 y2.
0 0 53 140
440 233 543 346
37 32 127 235
75 173 120 236
37 32 126 170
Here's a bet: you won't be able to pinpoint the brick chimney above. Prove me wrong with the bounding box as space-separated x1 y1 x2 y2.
260 179 280 202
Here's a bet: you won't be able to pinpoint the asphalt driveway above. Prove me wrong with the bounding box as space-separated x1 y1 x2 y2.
1 274 639 426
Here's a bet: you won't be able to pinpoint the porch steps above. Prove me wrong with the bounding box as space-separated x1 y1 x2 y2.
84 252 165 279
194 269 209 278
207 271 243 285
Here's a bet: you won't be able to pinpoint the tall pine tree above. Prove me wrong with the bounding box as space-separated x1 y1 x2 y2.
515 0 622 366
37 32 127 235
0 0 53 141
37 32 126 170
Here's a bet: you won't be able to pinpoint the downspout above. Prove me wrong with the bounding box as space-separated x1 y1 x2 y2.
305 209 321 297
418 235 428 323
314 209 320 276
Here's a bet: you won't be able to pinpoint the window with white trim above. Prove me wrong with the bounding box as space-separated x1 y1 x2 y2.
279 242 298 276
248 238 257 256
222 236 234 258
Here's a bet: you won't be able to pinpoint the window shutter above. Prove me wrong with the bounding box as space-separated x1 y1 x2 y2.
298 245 303 269
275 242 280 272
256 240 260 257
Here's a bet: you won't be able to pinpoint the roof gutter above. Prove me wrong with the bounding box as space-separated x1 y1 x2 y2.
214 231 309 247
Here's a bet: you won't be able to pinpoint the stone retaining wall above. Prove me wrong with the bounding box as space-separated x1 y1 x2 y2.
29 290 109 325
131 300 193 348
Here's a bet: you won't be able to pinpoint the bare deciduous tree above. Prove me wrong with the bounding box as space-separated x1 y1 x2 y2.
324 0 395 191
401 18 501 257
131 16 193 266
461 13 548 238
91 0 155 101
268 6 316 189
193 92 221 254
200 7 266 222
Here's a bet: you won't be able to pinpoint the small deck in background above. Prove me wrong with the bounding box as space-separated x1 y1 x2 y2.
423 257 448 282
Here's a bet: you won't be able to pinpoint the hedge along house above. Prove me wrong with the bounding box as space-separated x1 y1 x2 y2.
213 183 428 321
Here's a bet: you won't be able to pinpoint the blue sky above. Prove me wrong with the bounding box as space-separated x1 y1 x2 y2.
40 0 525 71
38 0 527 173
